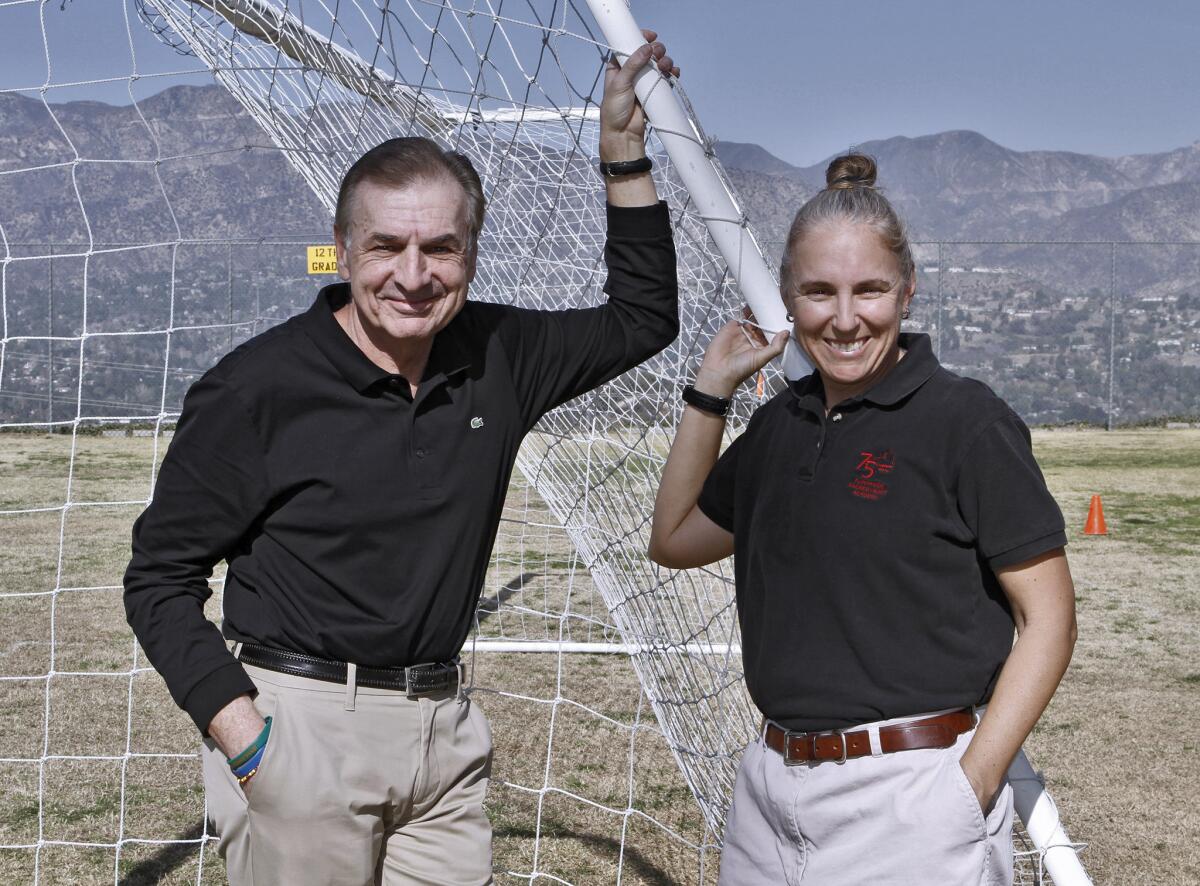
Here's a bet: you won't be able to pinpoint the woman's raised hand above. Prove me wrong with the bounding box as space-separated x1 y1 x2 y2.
693 308 790 398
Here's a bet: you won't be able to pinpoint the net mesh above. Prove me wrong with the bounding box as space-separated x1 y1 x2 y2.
130 0 766 840
0 0 1082 882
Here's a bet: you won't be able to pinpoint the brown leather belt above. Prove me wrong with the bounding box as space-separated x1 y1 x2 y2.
763 708 975 765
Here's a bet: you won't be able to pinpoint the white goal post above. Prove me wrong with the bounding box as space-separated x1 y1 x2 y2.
580 4 1092 885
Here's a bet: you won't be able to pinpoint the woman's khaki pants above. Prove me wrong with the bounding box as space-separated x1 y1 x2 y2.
718 717 1014 886
201 663 493 886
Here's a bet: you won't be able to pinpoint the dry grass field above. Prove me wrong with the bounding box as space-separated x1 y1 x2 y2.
0 427 1196 885
1018 429 1200 886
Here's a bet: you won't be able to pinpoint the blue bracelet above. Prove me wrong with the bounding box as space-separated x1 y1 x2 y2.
231 744 266 780
227 716 272 769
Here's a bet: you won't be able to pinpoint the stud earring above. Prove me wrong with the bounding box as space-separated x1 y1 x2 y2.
785 312 795 323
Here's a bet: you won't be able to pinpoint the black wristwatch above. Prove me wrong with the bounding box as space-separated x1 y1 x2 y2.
599 156 654 178
681 384 731 417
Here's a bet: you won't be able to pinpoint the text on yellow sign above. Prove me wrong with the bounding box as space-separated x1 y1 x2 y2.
307 245 338 275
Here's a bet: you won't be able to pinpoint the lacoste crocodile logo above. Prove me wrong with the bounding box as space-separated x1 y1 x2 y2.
470 416 484 429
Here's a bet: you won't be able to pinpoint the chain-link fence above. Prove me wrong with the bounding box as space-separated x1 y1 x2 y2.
2 238 1198 428
765 239 1200 427
1 239 328 427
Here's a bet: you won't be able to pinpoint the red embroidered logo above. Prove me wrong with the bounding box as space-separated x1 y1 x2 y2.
849 450 895 501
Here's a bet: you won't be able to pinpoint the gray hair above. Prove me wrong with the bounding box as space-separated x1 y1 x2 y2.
335 137 486 254
779 154 914 293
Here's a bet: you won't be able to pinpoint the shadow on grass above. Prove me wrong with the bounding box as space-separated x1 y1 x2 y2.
117 819 686 885
495 823 685 884
476 571 540 621
118 820 207 886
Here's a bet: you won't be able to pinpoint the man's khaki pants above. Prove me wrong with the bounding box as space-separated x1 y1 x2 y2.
718 716 1014 886
201 663 493 886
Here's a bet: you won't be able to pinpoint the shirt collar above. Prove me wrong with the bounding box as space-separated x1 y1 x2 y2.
789 332 939 411
302 283 473 394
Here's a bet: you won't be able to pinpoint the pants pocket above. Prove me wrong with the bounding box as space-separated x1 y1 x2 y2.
946 756 988 843
201 687 282 834
239 693 283 808
466 698 494 758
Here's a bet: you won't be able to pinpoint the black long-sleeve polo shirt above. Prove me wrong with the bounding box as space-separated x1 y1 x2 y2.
124 201 678 733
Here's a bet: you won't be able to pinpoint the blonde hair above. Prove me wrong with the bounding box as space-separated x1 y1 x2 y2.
779 153 914 292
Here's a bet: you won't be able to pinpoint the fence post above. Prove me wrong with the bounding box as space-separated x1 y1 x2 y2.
47 245 55 426
1107 241 1116 431
227 242 235 355
935 242 944 357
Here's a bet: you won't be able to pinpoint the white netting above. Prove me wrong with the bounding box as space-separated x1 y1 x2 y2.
132 0 766 842
0 1 1087 883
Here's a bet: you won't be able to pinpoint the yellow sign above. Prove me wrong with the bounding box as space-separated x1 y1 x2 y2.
307 245 339 275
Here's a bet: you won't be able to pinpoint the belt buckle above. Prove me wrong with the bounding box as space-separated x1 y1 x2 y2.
404 662 436 698
404 661 457 698
781 729 811 766
782 729 848 765
827 730 848 764
810 730 848 765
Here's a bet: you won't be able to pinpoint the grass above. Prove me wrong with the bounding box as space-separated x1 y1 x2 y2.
1023 427 1200 885
0 428 1196 885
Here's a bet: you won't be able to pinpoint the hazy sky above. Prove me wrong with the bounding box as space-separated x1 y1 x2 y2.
2 0 1196 167
636 0 1200 165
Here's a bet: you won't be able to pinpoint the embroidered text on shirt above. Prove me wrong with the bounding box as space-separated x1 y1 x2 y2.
849 450 895 501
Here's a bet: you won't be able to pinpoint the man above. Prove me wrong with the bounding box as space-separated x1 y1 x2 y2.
124 34 679 886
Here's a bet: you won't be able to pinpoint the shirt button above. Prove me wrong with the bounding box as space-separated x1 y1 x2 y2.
415 448 427 458
831 412 843 422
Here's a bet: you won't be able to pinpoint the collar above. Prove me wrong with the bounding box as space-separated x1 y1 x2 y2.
789 332 939 411
301 283 473 394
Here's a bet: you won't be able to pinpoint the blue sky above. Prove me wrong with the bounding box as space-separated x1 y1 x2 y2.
2 0 1197 166
635 0 1200 164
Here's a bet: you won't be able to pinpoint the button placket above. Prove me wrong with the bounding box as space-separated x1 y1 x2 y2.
409 387 450 493
408 408 425 478
815 409 848 471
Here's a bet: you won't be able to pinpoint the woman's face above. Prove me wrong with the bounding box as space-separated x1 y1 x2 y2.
784 221 914 406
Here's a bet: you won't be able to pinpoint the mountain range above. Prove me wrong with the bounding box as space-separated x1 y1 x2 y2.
714 131 1200 250
3 83 1197 252
0 85 328 246
1 84 1196 425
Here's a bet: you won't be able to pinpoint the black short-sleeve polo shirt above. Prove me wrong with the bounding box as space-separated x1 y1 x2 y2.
698 333 1066 732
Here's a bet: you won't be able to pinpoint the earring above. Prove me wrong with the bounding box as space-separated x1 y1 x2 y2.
901 307 911 320
785 312 795 323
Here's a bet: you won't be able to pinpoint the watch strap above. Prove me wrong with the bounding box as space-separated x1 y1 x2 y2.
681 384 731 417
599 156 654 178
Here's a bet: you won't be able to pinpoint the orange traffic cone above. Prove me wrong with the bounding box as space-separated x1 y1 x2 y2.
1083 495 1107 535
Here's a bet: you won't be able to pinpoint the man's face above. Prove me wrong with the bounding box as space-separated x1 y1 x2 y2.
334 175 476 347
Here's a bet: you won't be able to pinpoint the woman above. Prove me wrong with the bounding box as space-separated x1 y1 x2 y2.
649 155 1077 885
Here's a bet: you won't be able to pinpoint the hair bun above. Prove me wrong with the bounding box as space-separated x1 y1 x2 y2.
825 153 878 190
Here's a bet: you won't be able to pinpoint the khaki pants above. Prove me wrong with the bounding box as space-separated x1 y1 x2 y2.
201 663 493 886
718 717 1014 886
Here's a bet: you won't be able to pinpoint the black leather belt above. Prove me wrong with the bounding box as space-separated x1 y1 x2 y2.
238 644 461 696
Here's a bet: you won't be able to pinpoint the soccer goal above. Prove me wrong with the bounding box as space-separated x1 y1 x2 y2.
0 0 1089 882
